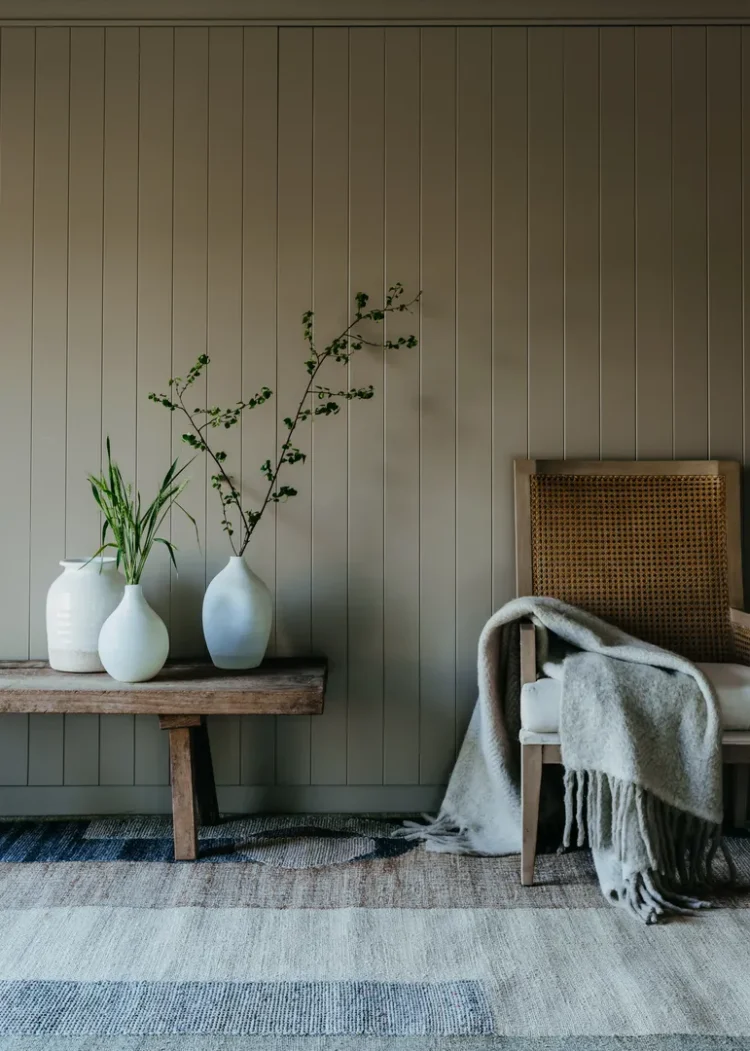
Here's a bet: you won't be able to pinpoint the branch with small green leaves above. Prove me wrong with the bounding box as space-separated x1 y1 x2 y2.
149 283 420 556
149 370 272 554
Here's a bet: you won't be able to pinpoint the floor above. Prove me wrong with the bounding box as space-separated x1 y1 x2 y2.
0 817 748 1048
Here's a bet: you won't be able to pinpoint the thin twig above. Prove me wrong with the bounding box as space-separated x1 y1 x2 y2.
173 384 240 556
238 294 420 555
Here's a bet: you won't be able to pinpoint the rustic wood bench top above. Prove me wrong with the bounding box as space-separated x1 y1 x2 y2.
0 657 327 861
0 658 327 715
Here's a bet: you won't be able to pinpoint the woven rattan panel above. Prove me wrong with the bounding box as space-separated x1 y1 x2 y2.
529 473 732 662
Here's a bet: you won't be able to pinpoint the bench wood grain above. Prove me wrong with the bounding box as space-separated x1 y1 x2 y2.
0 658 327 715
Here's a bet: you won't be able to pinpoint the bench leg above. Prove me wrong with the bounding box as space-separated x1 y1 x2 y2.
193 717 220 826
165 723 198 861
733 764 749 829
521 743 543 886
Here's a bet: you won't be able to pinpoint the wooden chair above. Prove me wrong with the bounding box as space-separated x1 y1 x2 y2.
515 459 750 886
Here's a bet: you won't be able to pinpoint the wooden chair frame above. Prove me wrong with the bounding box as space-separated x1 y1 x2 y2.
514 459 750 886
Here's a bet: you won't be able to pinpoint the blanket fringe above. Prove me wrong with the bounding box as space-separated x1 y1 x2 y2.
393 813 479 853
397 771 730 923
563 768 724 921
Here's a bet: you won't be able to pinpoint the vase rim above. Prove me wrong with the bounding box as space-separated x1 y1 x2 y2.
60 557 118 569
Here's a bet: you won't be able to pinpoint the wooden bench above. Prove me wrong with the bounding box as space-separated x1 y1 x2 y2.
0 658 327 861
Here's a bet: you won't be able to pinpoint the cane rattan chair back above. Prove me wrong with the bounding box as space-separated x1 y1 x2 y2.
514 460 744 664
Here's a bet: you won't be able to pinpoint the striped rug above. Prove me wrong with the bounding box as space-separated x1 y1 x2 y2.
0 818 749 1049
0 815 416 867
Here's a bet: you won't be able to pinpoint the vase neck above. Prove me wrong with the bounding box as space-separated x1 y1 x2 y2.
224 555 257 580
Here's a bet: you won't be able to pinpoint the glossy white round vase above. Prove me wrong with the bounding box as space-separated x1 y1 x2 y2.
46 558 126 672
203 556 272 669
98 584 169 683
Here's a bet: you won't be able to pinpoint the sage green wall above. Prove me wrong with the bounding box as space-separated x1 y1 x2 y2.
1 23 747 813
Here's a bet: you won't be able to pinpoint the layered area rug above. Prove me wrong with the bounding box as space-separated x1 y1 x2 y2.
0 816 749 1049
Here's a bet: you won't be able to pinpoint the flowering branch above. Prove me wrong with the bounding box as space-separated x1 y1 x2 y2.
149 283 420 556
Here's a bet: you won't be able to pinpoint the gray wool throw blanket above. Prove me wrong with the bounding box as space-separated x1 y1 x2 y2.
404 596 729 923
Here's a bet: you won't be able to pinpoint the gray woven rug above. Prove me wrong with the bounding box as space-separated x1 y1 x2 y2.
0 819 748 1047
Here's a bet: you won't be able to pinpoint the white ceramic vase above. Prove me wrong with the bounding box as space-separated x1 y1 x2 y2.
98 584 169 683
46 557 126 672
202 556 272 669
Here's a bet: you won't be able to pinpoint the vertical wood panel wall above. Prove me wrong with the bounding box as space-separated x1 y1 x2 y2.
1 24 749 813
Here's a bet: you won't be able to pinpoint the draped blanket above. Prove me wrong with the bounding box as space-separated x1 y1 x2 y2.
404 597 728 922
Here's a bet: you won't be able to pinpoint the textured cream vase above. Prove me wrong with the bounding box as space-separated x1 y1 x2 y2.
46 558 126 672
202 556 272 669
98 584 169 683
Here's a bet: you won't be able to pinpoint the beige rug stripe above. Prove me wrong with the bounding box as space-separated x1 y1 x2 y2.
0 855 609 909
1 851 748 910
1 907 750 1036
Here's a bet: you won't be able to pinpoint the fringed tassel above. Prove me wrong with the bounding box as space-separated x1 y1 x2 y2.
678 813 692 883
635 787 658 871
563 767 728 923
705 825 721 879
394 813 476 853
576 769 587 848
562 768 576 849
587 768 600 852
721 839 738 884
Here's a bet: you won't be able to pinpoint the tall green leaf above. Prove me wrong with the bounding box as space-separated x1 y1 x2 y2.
87 438 197 585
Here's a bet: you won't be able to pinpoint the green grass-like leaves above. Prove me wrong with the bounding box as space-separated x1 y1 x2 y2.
88 438 198 585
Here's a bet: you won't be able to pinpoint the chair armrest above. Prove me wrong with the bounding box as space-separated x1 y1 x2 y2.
730 608 750 666
520 622 536 686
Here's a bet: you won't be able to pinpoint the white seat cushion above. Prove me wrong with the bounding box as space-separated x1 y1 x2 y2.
520 662 750 734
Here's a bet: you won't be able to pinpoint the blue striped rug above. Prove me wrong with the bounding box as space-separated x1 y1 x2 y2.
0 819 748 1047
0 815 416 866
0 980 493 1037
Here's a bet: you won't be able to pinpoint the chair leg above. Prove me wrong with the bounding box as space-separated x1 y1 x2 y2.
733 764 749 829
521 743 543 886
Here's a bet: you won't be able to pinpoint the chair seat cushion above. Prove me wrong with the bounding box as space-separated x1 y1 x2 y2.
520 662 750 733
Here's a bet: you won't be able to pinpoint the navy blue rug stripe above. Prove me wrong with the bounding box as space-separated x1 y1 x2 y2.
0 981 494 1037
0 821 415 864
